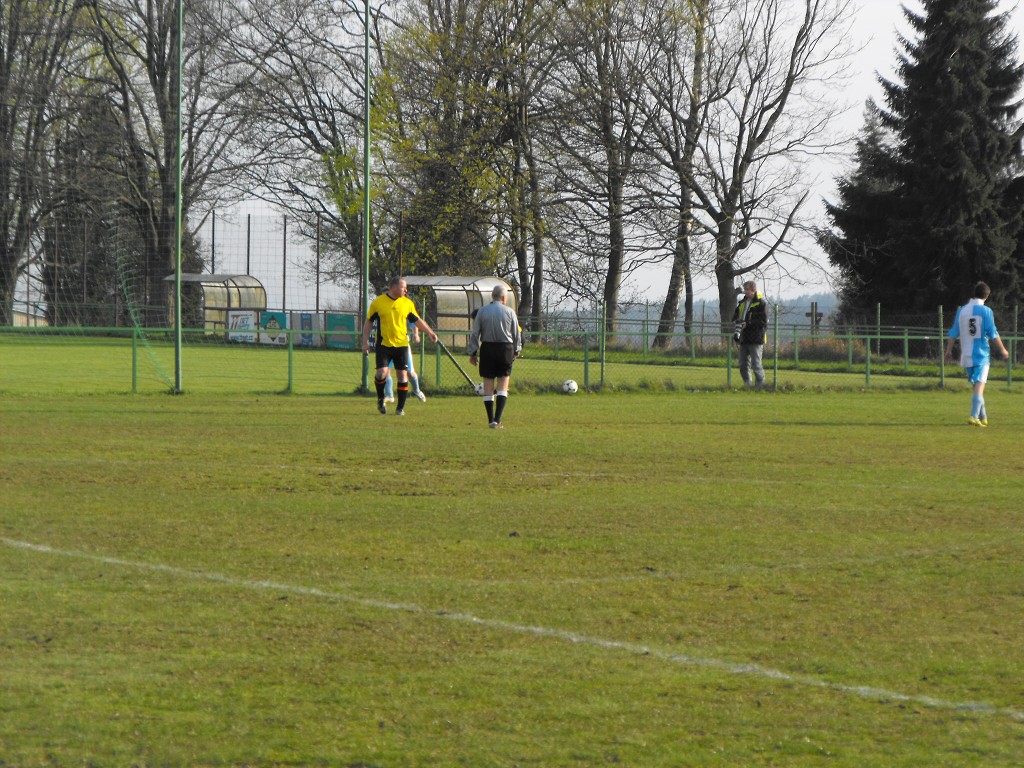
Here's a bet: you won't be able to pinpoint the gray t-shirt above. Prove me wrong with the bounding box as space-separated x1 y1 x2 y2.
467 301 522 356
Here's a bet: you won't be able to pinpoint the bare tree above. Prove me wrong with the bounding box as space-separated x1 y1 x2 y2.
231 0 556 311
485 0 564 329
542 0 663 333
687 0 853 327
0 0 85 325
230 0 369 286
87 0 260 324
631 0 709 347
44 73 140 327
377 0 522 281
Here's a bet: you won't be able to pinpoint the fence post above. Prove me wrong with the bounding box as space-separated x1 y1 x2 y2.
282 215 288 313
903 328 909 371
584 333 590 389
699 303 705 351
847 329 853 371
315 217 321 312
1014 304 1019 364
726 332 733 388
938 305 945 388
772 302 778 390
865 336 872 388
131 328 138 393
600 302 606 388
1010 304 1017 387
286 328 294 393
643 301 649 363
793 326 800 367
436 344 442 389
876 303 882 356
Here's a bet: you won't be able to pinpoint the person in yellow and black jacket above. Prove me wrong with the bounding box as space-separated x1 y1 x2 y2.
731 280 768 388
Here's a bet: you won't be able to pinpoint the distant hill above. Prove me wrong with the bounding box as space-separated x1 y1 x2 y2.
777 292 837 314
611 293 838 329
773 293 837 325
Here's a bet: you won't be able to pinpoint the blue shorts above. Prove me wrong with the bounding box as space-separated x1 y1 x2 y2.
966 364 989 384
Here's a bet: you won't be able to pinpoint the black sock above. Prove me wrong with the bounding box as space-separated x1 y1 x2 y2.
494 394 507 423
484 397 494 422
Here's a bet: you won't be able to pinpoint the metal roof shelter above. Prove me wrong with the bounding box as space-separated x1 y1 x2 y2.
165 273 267 331
403 275 516 344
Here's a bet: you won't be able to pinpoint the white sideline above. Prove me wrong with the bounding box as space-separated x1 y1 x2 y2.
4 536 1022 722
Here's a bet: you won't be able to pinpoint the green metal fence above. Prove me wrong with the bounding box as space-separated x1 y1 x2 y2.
2 310 1020 396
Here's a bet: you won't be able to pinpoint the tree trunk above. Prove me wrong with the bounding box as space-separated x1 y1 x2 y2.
603 210 623 337
603 165 625 337
655 205 692 349
716 236 738 335
652 0 705 350
0 250 17 326
511 139 532 322
527 143 544 334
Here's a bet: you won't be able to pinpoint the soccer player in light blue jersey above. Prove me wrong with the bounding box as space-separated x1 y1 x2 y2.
944 282 1009 427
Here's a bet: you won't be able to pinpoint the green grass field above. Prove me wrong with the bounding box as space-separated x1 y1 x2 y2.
6 330 1019 396
2 386 1023 766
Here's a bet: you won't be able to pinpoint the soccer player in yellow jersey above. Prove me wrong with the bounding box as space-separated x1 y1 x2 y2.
361 277 438 415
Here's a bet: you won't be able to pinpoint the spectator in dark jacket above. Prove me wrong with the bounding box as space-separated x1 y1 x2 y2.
731 280 768 388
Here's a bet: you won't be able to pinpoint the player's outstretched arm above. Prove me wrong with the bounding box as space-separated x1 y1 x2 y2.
415 317 437 343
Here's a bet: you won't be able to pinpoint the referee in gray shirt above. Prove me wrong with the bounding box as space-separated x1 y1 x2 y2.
468 284 522 429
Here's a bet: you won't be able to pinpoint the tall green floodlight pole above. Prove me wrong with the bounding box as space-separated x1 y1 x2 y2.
360 0 371 392
173 0 184 393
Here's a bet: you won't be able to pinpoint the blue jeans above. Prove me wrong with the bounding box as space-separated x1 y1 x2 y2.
738 343 765 386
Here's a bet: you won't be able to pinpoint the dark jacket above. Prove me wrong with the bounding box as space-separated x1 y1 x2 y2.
732 293 768 345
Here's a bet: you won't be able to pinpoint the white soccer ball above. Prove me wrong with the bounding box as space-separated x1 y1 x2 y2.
474 382 486 396
562 379 579 394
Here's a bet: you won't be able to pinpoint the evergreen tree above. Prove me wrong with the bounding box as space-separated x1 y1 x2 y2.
819 106 901 321
824 0 1024 314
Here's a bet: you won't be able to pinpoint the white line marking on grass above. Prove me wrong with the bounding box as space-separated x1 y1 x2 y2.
5 536 1022 722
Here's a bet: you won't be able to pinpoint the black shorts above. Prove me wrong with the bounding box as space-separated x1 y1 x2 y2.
376 345 409 372
479 343 515 379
